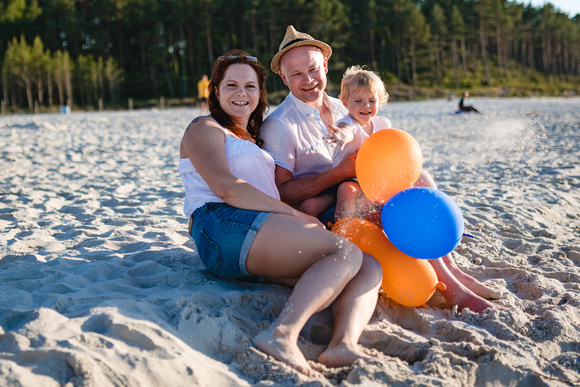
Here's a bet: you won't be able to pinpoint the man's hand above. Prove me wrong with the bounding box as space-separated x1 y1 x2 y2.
333 149 358 179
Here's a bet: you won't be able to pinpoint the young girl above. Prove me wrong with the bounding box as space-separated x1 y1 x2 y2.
332 65 391 222
300 65 390 222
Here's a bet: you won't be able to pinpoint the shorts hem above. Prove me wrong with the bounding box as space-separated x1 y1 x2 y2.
239 212 273 277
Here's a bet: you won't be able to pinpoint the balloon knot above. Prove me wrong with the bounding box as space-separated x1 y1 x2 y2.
436 282 447 291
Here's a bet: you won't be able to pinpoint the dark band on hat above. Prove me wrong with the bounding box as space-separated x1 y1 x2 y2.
281 38 309 50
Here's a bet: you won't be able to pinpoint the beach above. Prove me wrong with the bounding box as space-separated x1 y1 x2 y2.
1 97 578 386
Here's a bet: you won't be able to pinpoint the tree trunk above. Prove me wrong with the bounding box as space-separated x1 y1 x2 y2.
65 59 73 106
36 73 44 107
369 29 378 71
479 13 491 84
496 25 504 81
410 35 417 89
47 70 54 107
25 76 33 111
161 57 175 98
205 1 214 69
461 37 468 75
452 39 459 89
435 43 443 87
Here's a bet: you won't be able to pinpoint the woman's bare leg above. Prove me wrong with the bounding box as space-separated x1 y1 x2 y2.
318 253 382 367
247 214 367 376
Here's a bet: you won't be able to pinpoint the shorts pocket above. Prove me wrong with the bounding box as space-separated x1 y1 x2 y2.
197 229 224 276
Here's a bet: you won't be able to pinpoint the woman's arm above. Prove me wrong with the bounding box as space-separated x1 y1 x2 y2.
180 117 323 226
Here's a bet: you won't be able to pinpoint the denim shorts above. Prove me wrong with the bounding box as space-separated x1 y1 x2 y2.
189 202 272 281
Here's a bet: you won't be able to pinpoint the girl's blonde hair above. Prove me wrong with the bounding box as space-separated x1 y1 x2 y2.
339 65 389 107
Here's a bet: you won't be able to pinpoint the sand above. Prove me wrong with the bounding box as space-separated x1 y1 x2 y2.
1 97 578 386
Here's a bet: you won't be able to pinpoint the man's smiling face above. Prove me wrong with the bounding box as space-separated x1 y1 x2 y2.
279 46 328 106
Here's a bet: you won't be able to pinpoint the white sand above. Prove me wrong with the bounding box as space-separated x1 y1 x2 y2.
1 98 578 386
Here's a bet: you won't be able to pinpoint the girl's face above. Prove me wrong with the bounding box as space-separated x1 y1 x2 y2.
342 86 379 126
217 63 260 127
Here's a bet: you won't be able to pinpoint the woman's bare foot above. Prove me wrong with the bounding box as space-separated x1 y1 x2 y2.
318 342 374 368
254 327 322 378
442 255 503 299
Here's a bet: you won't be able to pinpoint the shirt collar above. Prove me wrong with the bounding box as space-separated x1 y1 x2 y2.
288 92 323 117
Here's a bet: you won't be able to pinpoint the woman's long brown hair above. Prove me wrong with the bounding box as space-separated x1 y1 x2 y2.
208 50 268 147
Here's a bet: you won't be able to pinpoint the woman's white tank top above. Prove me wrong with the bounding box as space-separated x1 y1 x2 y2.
179 128 280 218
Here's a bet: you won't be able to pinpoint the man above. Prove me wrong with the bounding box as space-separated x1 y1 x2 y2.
197 74 210 115
261 26 353 225
259 26 382 371
262 25 500 315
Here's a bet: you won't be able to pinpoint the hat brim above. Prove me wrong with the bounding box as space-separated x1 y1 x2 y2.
270 40 332 73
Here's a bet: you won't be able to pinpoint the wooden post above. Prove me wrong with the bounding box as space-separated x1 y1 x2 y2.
160 96 165 109
98 98 104 111
1 99 5 115
128 97 133 111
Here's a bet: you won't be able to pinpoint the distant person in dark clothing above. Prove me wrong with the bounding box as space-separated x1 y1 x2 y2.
458 91 480 113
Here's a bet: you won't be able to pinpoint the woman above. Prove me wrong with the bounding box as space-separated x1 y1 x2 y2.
179 51 383 377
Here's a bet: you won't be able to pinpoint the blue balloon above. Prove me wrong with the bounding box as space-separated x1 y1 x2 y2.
381 187 464 259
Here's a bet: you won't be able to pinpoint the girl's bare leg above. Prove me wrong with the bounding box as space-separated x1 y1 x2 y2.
429 258 495 313
335 181 380 223
333 170 500 314
300 192 336 217
416 170 501 301
334 181 359 221
441 254 503 299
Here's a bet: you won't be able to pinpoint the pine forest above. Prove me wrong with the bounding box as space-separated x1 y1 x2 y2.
1 0 579 112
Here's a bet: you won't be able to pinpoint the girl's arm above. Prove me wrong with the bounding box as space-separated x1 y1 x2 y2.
323 123 354 151
180 117 323 227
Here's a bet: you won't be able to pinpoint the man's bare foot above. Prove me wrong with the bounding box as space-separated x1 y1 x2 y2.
254 328 321 378
318 343 374 368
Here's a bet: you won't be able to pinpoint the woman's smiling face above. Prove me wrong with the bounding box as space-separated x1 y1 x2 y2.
217 63 260 128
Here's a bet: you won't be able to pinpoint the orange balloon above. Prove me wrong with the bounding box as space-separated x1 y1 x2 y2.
331 218 443 307
355 128 423 203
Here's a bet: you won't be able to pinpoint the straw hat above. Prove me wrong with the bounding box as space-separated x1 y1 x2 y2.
270 25 332 73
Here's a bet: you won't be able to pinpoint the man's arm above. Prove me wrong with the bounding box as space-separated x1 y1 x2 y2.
274 151 357 206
